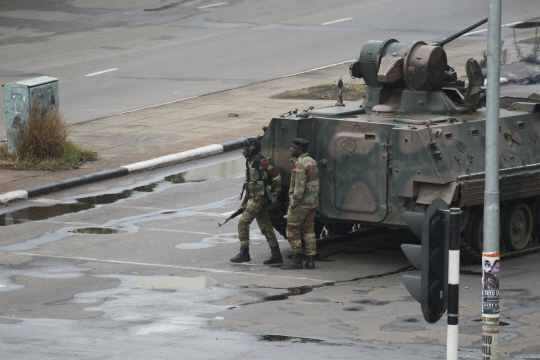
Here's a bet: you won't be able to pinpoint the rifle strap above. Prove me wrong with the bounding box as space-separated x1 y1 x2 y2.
238 158 249 200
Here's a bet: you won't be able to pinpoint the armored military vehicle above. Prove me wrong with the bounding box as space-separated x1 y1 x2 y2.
260 21 540 258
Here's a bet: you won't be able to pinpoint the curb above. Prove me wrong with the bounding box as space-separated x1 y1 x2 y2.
0 136 252 205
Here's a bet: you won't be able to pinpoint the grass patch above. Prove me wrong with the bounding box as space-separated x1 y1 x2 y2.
272 83 367 101
513 24 540 64
0 105 98 170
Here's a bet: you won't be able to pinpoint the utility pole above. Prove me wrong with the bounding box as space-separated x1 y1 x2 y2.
483 1 501 359
446 208 461 360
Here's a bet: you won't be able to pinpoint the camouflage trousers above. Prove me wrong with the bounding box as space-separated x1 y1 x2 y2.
286 206 317 255
238 197 278 248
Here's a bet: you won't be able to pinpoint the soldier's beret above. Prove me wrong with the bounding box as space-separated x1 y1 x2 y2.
292 138 309 147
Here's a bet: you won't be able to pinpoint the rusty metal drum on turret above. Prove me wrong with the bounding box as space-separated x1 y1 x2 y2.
260 21 540 259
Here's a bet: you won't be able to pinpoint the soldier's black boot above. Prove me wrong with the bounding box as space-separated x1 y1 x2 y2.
280 253 303 270
305 255 315 269
263 246 283 264
230 246 250 263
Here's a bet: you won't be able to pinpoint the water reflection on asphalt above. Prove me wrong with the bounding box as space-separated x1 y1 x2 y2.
0 157 245 226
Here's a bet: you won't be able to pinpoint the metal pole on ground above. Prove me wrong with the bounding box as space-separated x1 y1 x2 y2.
447 208 461 360
483 0 502 359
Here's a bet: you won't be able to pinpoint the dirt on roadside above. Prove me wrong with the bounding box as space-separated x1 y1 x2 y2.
271 83 366 101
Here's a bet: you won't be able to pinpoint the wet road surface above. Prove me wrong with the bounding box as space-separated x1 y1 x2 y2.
1 153 540 359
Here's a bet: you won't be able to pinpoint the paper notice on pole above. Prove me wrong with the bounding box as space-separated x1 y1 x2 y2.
482 252 500 360
482 252 500 315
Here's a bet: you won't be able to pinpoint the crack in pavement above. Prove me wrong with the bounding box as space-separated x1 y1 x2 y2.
239 265 416 305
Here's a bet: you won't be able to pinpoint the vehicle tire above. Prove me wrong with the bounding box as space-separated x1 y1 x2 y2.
269 210 287 239
269 189 289 239
470 212 484 253
503 201 532 251
530 199 540 242
464 209 483 253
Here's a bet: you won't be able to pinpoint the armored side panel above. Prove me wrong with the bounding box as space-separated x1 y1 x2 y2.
261 115 316 189
4 76 59 154
261 104 540 230
457 109 540 207
316 117 391 223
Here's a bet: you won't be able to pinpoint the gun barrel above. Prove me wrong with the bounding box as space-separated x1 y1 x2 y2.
217 205 247 227
435 18 487 47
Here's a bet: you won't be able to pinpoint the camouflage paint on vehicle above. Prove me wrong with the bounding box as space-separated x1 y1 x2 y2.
260 31 540 256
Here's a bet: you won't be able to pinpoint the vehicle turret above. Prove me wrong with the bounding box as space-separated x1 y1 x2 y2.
348 19 487 115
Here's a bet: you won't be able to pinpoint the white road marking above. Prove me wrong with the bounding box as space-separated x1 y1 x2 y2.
172 211 228 217
10 252 329 282
108 206 229 217
85 68 119 77
322 18 352 26
198 2 227 9
114 205 173 211
462 21 524 36
77 60 354 124
44 221 101 226
30 198 65 204
146 228 214 235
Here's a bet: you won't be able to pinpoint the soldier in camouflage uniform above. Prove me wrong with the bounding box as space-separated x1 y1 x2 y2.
281 138 319 270
230 138 282 264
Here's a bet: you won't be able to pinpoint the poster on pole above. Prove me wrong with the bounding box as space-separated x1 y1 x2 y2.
482 252 500 360
482 252 500 314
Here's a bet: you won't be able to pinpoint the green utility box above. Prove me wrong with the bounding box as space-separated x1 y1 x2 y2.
4 76 59 154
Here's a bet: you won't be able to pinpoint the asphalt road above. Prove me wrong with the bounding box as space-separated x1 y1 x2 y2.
1 152 540 359
1 0 540 127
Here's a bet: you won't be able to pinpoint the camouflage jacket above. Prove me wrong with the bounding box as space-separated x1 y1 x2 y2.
245 155 282 200
289 153 319 208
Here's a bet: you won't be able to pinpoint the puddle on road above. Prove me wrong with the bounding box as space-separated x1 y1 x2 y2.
263 285 315 302
258 335 325 344
175 231 267 250
256 266 412 304
0 197 237 252
0 183 160 226
512 21 540 29
68 227 127 235
350 299 390 306
175 232 240 249
175 243 217 250
131 276 217 290
0 157 245 226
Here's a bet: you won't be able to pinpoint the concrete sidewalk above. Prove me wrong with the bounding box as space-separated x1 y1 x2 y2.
1 25 539 197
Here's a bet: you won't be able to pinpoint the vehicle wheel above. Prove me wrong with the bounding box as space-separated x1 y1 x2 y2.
503 201 532 251
269 189 289 239
460 207 470 232
464 209 483 253
470 211 484 253
499 202 512 249
269 211 287 239
530 200 540 242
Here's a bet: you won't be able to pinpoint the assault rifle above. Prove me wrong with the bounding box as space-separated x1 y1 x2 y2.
218 205 247 227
